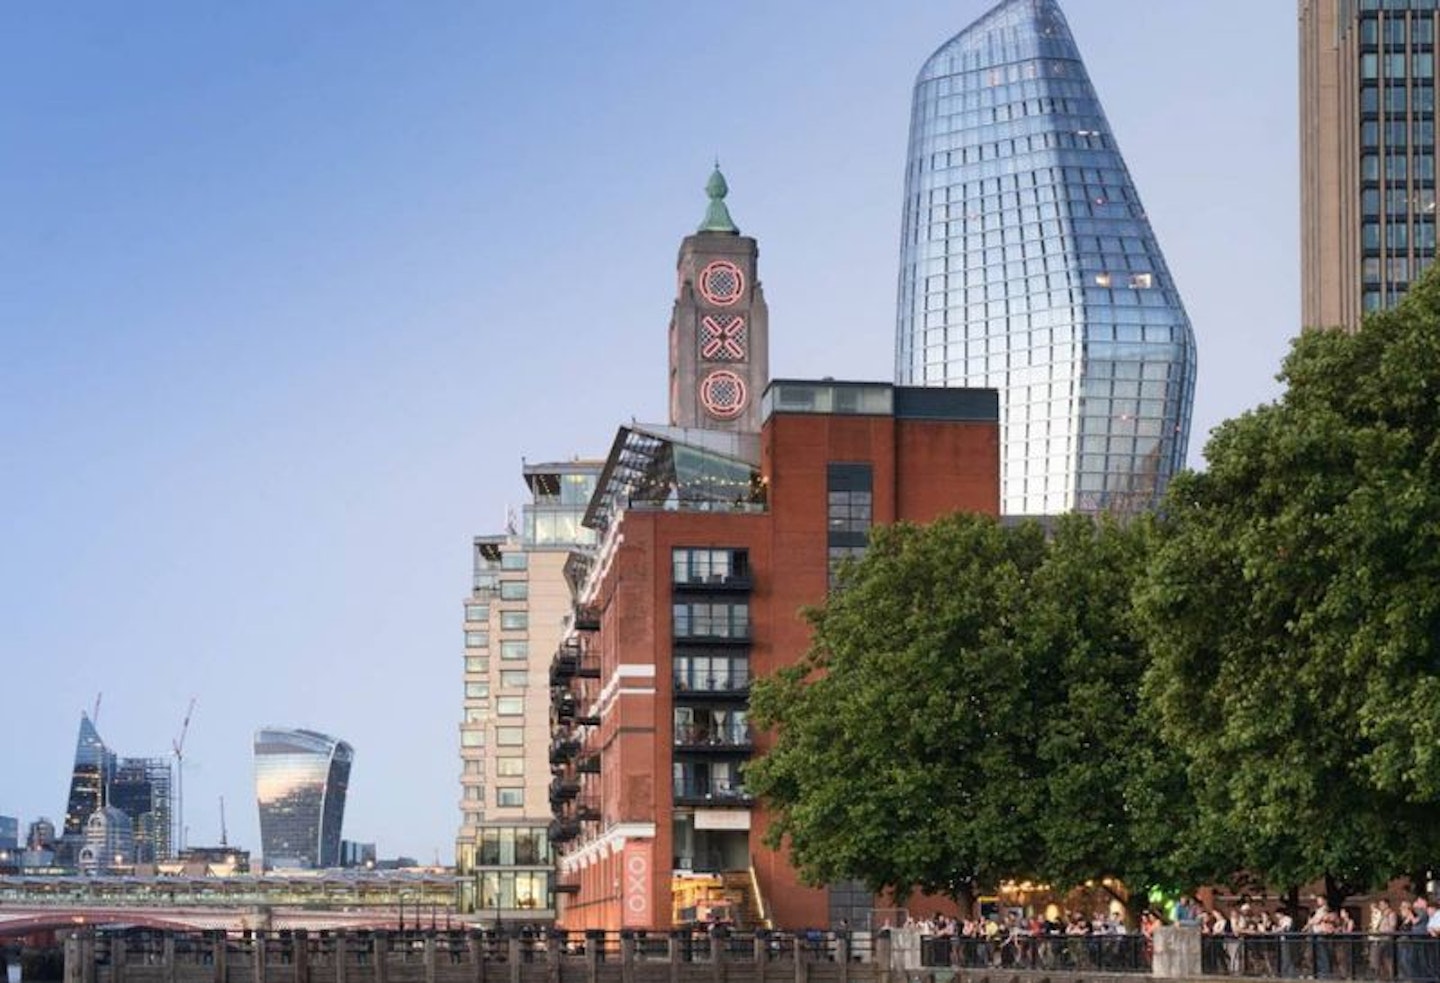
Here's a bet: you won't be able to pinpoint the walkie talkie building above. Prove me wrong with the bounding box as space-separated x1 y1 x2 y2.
895 0 1196 516
254 728 352 870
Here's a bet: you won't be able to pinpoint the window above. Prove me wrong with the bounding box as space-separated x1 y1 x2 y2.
501 611 529 631
500 640 529 661
496 788 523 808
500 670 528 688
829 463 873 588
501 552 528 571
672 548 749 585
465 656 488 674
461 730 485 748
496 758 524 777
464 631 489 649
478 827 551 866
500 581 528 601
496 697 524 716
465 682 488 699
465 603 489 623
496 727 524 746
479 870 550 910
465 707 487 724
674 653 749 691
672 602 750 639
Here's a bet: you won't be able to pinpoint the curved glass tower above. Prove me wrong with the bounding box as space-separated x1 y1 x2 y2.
254 728 353 869
895 0 1196 515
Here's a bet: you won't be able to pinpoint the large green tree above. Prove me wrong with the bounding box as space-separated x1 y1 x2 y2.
1026 516 1192 921
748 512 1190 915
1138 270 1440 905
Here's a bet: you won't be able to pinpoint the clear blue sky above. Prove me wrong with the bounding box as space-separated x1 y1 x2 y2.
0 1 1297 864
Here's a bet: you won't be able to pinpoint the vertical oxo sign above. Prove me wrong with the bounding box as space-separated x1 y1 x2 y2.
622 841 652 927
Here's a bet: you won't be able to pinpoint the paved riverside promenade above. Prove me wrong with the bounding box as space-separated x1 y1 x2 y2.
64 930 895 983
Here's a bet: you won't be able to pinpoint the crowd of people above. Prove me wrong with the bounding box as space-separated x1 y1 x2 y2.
904 893 1440 978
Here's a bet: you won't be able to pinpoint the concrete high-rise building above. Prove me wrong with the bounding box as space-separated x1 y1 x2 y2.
253 727 353 870
455 460 602 920
1301 0 1440 330
894 0 1196 516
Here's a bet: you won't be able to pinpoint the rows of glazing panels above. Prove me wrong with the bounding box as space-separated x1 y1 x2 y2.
1350 3 1440 313
896 0 1195 515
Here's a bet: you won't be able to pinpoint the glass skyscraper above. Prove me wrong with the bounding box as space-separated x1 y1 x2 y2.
895 0 1196 515
254 728 353 870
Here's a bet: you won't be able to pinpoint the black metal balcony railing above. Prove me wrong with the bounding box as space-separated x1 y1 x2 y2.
574 606 600 631
548 738 580 765
672 779 752 805
577 750 600 774
548 776 579 803
673 570 754 592
547 818 580 844
673 670 750 695
673 625 751 643
673 725 753 751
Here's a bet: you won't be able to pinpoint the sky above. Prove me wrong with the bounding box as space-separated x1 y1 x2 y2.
0 1 1298 865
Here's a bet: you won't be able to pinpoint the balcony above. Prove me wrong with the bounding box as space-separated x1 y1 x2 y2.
549 775 580 804
672 628 751 646
548 818 580 844
550 643 600 685
574 800 601 823
574 606 600 631
556 694 578 722
577 750 600 774
549 737 580 765
673 779 753 807
674 725 753 754
673 570 754 593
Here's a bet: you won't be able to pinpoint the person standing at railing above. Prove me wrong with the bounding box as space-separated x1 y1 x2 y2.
1370 899 1398 980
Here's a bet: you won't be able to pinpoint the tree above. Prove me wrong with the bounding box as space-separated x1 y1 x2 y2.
747 514 1047 910
747 512 1192 917
1025 516 1194 922
1137 269 1440 907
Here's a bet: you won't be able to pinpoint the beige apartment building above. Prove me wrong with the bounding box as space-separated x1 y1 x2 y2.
1301 0 1440 330
455 460 600 920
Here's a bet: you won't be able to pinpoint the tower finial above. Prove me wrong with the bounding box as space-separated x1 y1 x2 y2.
698 164 739 234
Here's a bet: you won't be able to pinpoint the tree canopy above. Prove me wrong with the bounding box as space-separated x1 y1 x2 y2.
1137 271 1440 901
747 512 1189 912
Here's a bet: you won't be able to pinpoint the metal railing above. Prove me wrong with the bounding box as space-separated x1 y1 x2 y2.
908 931 1440 979
917 933 1148 973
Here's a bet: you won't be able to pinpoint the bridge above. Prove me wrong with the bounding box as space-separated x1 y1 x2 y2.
0 905 409 938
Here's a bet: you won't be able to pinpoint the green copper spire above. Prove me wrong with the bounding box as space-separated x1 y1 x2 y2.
697 165 739 234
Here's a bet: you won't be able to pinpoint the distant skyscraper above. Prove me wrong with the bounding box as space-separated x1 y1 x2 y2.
109 756 173 863
895 0 1196 515
253 728 353 870
1301 0 1440 330
58 712 115 866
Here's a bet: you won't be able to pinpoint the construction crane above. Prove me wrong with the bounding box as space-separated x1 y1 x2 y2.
91 691 102 725
172 698 196 855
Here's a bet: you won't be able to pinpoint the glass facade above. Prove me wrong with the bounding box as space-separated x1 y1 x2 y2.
1348 0 1439 313
895 0 1196 515
253 728 353 870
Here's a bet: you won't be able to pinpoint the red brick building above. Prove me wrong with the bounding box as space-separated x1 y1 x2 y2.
548 379 999 932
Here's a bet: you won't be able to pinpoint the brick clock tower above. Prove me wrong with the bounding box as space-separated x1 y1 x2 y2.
668 168 769 434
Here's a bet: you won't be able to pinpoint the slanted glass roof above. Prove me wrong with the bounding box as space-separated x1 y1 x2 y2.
583 425 764 535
